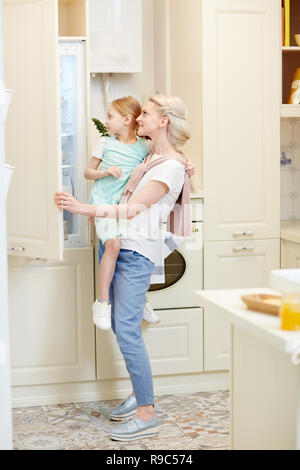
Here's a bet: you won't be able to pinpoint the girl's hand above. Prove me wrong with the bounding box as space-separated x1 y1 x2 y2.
54 192 81 214
185 158 195 177
89 216 95 226
105 166 123 178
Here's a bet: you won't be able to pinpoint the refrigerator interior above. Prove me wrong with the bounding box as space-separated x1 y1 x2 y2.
59 41 89 248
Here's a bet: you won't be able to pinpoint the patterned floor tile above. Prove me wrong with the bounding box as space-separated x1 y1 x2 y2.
12 390 230 450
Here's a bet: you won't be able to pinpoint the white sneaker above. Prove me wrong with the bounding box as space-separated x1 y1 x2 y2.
143 301 160 324
92 300 111 330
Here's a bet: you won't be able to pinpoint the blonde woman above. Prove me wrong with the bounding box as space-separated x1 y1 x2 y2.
54 94 194 442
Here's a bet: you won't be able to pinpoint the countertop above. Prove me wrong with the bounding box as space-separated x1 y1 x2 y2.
281 219 300 244
195 287 300 360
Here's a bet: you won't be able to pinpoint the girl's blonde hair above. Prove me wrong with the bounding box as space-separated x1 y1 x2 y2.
111 96 141 131
149 93 191 153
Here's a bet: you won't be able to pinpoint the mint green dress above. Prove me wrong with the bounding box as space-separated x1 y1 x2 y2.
88 135 149 244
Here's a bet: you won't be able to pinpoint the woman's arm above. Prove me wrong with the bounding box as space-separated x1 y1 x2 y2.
54 180 169 220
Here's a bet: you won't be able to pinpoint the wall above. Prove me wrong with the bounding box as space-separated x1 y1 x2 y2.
90 0 155 149
169 0 202 191
153 0 203 192
90 0 203 193
281 119 300 220
0 0 13 450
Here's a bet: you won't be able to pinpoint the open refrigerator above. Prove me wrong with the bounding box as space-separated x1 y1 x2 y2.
59 41 89 248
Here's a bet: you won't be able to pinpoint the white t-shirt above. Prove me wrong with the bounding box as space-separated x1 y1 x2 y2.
120 154 185 266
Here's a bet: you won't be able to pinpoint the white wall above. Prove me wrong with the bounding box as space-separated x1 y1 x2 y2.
153 0 203 192
0 0 13 451
281 119 300 220
90 0 155 149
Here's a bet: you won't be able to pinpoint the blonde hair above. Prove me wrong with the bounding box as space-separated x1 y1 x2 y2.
111 96 142 131
149 93 191 153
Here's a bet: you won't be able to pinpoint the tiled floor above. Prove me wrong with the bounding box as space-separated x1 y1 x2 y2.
12 390 230 450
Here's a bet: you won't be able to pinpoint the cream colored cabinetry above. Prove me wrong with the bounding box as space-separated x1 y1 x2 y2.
3 1 95 388
281 239 300 268
202 0 280 242
3 0 63 260
8 248 95 386
3 0 90 261
201 0 281 371
204 239 280 371
97 308 203 379
153 0 281 372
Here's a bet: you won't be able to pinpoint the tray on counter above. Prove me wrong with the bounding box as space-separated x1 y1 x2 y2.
241 294 282 316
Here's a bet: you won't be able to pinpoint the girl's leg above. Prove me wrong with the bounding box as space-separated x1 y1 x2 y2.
98 237 121 300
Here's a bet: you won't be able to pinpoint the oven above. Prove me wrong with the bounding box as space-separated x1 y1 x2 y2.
147 197 203 309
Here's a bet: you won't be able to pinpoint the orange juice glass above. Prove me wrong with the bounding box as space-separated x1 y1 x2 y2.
279 294 300 331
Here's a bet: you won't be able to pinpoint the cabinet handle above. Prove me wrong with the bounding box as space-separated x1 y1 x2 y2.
233 231 254 238
233 246 254 253
192 227 199 232
8 246 25 253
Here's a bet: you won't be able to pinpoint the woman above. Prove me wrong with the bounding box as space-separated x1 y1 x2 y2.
54 93 194 442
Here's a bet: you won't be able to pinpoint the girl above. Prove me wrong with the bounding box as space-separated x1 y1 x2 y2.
85 96 160 330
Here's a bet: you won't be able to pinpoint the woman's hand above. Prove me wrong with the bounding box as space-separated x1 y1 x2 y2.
185 158 195 177
105 166 123 178
54 192 82 214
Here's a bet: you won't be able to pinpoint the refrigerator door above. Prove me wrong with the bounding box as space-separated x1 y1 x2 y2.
4 0 63 261
59 41 89 248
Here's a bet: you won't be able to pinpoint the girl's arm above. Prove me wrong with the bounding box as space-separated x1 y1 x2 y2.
54 180 169 220
84 157 123 180
84 157 106 180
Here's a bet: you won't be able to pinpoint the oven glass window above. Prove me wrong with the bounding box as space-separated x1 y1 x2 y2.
148 250 186 291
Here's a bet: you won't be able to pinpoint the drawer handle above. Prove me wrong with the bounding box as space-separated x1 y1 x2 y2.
233 246 254 253
233 231 254 238
8 246 25 253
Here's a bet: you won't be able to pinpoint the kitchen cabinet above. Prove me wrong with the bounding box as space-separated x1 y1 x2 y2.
201 0 281 371
281 239 300 268
154 0 281 372
197 287 300 450
204 239 280 371
97 308 203 379
8 248 95 386
3 0 95 387
202 0 280 243
89 0 142 73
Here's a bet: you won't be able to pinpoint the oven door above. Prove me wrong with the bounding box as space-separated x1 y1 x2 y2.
147 221 203 309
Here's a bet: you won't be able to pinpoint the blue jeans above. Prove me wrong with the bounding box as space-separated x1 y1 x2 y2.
98 241 155 407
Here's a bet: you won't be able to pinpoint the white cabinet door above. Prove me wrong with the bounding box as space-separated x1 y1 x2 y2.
202 0 281 242
89 0 142 73
3 0 63 260
203 239 280 371
281 239 300 269
97 308 203 379
8 248 95 386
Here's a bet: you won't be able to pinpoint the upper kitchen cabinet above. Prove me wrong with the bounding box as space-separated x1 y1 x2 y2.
202 0 281 242
89 0 142 73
